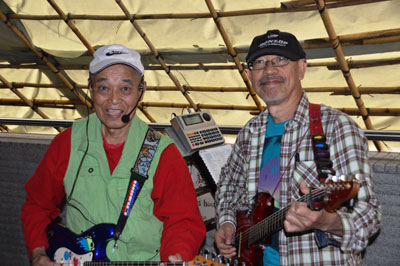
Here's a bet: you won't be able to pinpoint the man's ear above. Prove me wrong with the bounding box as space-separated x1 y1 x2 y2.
298 59 307 81
88 83 94 99
139 81 146 101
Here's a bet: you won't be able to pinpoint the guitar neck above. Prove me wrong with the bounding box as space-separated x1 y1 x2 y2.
245 191 322 246
84 262 188 266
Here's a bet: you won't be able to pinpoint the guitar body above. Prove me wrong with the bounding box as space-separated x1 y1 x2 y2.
45 222 225 266
235 192 275 266
231 179 360 266
46 222 115 263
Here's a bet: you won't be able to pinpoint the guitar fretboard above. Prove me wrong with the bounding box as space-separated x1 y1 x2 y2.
236 189 325 246
84 261 190 265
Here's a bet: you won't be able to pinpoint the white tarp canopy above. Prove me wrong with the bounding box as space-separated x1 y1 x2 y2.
0 0 399 151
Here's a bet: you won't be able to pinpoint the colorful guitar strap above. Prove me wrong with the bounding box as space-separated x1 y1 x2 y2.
114 128 161 242
309 103 340 248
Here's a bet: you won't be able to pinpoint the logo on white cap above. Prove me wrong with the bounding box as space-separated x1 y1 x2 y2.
105 50 126 56
89 44 144 75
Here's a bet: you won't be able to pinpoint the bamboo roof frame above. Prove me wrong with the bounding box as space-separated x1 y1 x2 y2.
1 82 400 95
0 73 61 132
1 98 400 117
205 0 263 112
115 0 199 112
0 0 397 152
0 10 92 111
44 0 159 123
5 0 388 21
315 0 383 150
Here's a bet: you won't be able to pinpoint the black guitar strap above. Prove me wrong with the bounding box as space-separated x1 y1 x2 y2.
113 128 161 243
309 103 340 248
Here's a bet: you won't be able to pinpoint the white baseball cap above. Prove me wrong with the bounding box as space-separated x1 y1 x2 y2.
89 44 144 75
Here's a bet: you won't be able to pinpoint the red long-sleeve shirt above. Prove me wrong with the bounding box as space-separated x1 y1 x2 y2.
21 127 205 261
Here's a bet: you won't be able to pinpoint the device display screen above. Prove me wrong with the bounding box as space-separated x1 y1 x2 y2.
183 113 203 126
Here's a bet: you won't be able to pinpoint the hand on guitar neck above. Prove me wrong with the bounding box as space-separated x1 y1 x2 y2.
214 223 236 259
214 176 360 265
284 180 344 236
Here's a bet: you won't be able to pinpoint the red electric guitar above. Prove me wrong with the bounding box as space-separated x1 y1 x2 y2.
232 178 360 266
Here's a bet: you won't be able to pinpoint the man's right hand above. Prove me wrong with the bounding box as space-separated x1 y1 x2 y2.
214 223 236 258
31 247 54 266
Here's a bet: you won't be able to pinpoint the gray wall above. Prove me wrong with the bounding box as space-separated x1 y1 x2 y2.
362 152 400 266
0 133 398 265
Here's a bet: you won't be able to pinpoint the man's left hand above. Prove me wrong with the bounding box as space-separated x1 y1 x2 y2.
168 253 183 262
284 180 343 236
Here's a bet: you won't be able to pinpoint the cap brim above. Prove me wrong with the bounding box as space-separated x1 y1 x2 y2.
246 48 302 64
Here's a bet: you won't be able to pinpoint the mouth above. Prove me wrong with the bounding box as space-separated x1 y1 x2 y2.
106 109 124 118
257 76 284 87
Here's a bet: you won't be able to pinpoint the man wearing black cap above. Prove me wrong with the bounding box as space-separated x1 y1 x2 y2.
214 30 381 265
21 44 206 266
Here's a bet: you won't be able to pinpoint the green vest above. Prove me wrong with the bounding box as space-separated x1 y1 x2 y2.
64 113 172 261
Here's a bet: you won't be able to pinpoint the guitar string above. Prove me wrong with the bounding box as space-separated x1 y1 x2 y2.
234 189 326 245
233 122 312 248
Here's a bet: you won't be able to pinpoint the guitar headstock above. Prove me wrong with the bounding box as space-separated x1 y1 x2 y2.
309 175 360 212
189 255 226 266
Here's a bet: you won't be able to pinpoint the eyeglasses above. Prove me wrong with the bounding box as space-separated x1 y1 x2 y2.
248 56 291 70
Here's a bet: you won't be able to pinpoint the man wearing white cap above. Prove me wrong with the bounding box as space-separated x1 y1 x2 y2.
21 44 206 266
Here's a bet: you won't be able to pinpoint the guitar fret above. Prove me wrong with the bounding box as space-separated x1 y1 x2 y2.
85 262 187 265
245 189 327 246
85 262 185 265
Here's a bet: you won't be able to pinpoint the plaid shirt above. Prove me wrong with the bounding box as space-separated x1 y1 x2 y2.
215 92 381 266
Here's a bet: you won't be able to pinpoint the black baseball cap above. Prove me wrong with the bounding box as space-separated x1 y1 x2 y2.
246 30 306 64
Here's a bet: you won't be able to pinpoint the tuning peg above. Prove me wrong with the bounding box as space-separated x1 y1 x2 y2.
211 252 217 260
354 173 362 181
331 175 339 182
202 248 210 259
216 254 225 264
348 198 356 208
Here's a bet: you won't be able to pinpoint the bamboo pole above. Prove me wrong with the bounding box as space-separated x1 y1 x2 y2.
326 57 400 70
281 0 388 9
0 53 399 72
0 10 92 110
0 73 62 132
1 99 399 117
7 0 388 20
138 105 156 123
1 82 399 95
46 0 94 55
115 0 199 112
337 108 400 116
204 0 264 113
315 0 383 151
0 125 9 132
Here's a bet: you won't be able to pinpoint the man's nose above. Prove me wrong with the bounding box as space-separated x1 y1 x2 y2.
110 89 122 104
263 61 278 74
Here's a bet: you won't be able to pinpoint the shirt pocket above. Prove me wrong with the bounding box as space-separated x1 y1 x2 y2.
293 160 319 187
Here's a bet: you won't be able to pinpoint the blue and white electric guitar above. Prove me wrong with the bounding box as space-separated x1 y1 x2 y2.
46 222 223 266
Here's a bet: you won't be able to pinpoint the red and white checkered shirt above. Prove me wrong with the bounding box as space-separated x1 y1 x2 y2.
216 92 381 265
